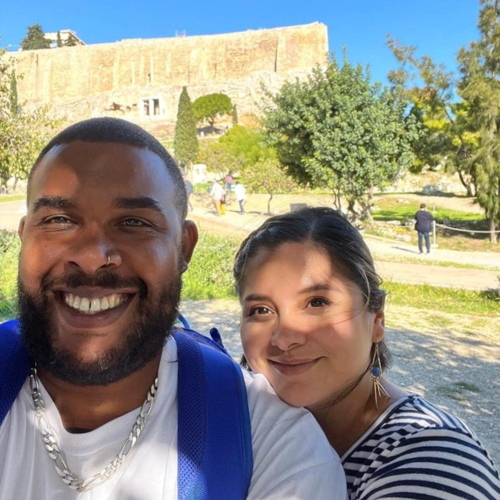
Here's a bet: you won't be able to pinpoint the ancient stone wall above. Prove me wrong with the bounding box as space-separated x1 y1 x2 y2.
5 23 328 124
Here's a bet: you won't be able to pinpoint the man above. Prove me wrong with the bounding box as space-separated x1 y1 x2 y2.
234 181 247 214
414 203 433 254
209 178 224 216
0 118 345 499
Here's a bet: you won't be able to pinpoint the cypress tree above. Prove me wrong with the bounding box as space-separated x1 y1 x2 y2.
20 24 51 51
173 87 199 168
232 104 238 125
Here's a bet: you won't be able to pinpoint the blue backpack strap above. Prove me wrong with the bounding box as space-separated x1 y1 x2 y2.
0 319 31 426
174 330 253 500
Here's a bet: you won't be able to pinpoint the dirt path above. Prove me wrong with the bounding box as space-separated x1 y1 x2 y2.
180 299 500 468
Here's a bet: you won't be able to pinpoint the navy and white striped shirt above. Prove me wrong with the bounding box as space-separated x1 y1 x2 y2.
342 395 500 499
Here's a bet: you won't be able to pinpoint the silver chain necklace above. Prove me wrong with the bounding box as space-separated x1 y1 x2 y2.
30 366 158 492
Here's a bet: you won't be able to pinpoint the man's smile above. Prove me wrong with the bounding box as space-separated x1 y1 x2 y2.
62 292 129 314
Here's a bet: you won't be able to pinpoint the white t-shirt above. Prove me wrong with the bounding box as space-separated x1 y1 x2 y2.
0 338 346 500
234 184 246 201
209 182 224 201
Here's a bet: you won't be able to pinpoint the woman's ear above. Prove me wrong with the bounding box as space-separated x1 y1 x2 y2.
371 310 385 343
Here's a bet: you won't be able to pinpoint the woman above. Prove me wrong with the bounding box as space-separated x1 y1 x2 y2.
234 207 500 500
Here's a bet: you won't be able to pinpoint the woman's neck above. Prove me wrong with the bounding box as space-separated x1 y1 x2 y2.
310 377 405 457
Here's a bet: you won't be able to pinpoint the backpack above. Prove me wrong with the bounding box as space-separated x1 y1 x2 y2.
0 318 253 500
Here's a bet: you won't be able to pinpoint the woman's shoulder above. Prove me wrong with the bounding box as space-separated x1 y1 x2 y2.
344 395 500 500
358 394 487 456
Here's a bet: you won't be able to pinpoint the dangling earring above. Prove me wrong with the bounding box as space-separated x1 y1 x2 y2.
371 343 389 408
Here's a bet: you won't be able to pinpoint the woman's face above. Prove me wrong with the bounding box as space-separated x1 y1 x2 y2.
239 242 384 409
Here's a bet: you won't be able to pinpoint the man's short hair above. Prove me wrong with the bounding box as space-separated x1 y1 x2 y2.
420 203 426 209
28 117 187 220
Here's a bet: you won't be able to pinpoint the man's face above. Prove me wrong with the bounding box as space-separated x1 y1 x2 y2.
18 141 198 386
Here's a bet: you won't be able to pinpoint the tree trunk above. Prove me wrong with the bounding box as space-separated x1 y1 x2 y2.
361 185 375 221
489 217 498 244
347 199 359 221
13 175 19 192
267 193 274 215
458 170 473 197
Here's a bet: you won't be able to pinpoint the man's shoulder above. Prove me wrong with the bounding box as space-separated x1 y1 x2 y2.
242 370 331 445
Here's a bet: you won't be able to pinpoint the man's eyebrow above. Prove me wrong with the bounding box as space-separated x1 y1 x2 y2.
33 196 75 213
113 197 164 214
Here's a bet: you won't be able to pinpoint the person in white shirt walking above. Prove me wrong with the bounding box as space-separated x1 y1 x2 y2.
234 181 247 214
209 179 225 216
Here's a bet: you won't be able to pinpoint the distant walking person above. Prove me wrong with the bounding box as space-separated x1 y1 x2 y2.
234 181 247 214
414 203 433 254
210 179 225 216
225 174 233 193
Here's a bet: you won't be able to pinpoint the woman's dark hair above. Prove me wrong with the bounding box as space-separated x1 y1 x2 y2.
234 206 391 370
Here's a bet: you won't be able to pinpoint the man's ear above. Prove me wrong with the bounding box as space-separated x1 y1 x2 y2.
18 216 26 240
180 220 198 268
371 310 385 343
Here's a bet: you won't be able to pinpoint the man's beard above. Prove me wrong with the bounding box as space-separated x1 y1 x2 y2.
17 268 182 386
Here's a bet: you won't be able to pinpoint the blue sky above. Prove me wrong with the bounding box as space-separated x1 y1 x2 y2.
1 0 480 84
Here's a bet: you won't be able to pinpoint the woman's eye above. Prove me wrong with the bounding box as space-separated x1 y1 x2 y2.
308 298 330 308
249 306 272 316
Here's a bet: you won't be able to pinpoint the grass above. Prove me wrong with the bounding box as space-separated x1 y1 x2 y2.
182 231 240 300
383 281 500 316
371 251 500 271
0 194 26 203
437 381 481 402
0 230 20 321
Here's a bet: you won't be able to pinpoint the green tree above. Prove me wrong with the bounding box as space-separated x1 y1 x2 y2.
197 125 275 178
173 87 199 168
386 37 479 196
456 0 500 243
64 34 79 47
20 24 51 51
197 142 246 179
263 54 419 219
56 31 63 48
242 158 297 214
218 125 274 166
192 93 233 129
0 50 60 191
232 104 238 125
9 72 18 114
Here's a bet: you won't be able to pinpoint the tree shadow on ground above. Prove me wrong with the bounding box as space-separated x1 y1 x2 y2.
386 325 499 465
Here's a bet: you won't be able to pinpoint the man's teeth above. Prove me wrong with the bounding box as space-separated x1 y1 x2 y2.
64 293 126 314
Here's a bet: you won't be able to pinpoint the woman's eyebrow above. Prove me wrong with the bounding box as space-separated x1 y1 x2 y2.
243 293 271 302
298 283 334 295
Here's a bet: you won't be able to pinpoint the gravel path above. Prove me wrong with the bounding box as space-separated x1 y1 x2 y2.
180 299 500 468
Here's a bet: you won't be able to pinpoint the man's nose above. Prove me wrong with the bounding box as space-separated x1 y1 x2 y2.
66 226 122 274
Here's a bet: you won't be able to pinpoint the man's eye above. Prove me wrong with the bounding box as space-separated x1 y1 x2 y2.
308 298 330 308
121 218 147 227
43 216 72 224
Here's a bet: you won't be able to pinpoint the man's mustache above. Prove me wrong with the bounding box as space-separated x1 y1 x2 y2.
39 271 148 298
